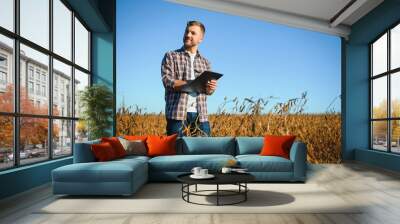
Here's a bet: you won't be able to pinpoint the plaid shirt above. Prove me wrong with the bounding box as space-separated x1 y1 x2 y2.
161 47 211 122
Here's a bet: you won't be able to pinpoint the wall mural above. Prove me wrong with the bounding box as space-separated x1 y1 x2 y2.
115 1 342 163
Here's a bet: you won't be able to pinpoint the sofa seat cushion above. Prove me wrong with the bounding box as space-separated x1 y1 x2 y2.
236 155 293 172
52 159 147 183
149 154 235 172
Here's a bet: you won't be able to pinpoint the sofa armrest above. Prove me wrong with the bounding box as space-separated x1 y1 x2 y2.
73 140 100 163
289 141 307 181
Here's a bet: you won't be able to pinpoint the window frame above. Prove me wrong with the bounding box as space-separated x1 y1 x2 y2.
0 0 92 171
370 20 400 154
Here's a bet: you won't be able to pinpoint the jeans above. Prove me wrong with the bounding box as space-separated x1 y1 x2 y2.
166 112 211 137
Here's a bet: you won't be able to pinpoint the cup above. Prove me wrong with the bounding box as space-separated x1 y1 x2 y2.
221 167 232 174
199 169 208 176
191 167 202 176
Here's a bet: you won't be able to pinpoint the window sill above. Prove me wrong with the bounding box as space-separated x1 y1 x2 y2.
0 156 72 175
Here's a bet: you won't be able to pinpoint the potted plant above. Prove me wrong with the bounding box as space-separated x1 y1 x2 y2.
79 84 113 140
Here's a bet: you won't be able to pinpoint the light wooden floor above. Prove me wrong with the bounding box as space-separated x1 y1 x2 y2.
1 162 400 224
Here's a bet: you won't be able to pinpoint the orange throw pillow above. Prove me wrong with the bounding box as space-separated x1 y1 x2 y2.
260 135 296 159
91 142 117 161
101 137 127 158
146 134 178 157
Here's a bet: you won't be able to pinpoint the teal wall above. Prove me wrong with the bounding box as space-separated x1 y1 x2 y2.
0 0 115 200
0 158 72 199
344 0 400 171
92 32 115 135
69 0 116 134
355 148 400 172
92 33 114 87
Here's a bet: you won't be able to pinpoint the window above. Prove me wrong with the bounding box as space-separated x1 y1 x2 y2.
20 117 49 165
42 85 46 97
53 0 72 60
0 71 6 85
0 55 7 67
75 17 89 70
35 70 40 81
53 59 72 116
370 23 400 154
54 88 58 107
36 83 40 95
20 0 49 49
0 0 91 170
391 23 400 70
74 69 89 118
0 116 13 170
0 0 14 32
0 34 13 113
28 81 34 94
372 34 387 77
29 67 34 80
0 53 9 86
53 119 72 158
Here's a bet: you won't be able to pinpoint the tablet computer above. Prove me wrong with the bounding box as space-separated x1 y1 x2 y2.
181 71 223 93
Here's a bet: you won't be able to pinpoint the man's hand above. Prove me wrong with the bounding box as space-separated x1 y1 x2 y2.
205 79 217 95
173 80 187 91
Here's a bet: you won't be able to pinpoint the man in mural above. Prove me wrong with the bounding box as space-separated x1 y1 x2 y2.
161 20 217 137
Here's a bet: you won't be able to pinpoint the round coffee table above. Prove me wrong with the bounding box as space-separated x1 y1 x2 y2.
177 172 255 206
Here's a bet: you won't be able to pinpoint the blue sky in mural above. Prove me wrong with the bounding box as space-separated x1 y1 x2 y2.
117 0 341 114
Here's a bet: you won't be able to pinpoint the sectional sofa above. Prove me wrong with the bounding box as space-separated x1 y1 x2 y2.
52 137 307 196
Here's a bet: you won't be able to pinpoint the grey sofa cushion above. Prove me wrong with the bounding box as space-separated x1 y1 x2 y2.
119 137 147 156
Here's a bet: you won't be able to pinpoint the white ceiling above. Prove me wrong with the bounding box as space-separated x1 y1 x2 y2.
227 0 352 22
167 0 384 38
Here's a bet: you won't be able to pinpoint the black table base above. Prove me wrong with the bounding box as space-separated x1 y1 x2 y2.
181 183 249 206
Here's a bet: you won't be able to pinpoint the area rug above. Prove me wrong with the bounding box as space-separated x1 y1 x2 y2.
37 183 362 214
